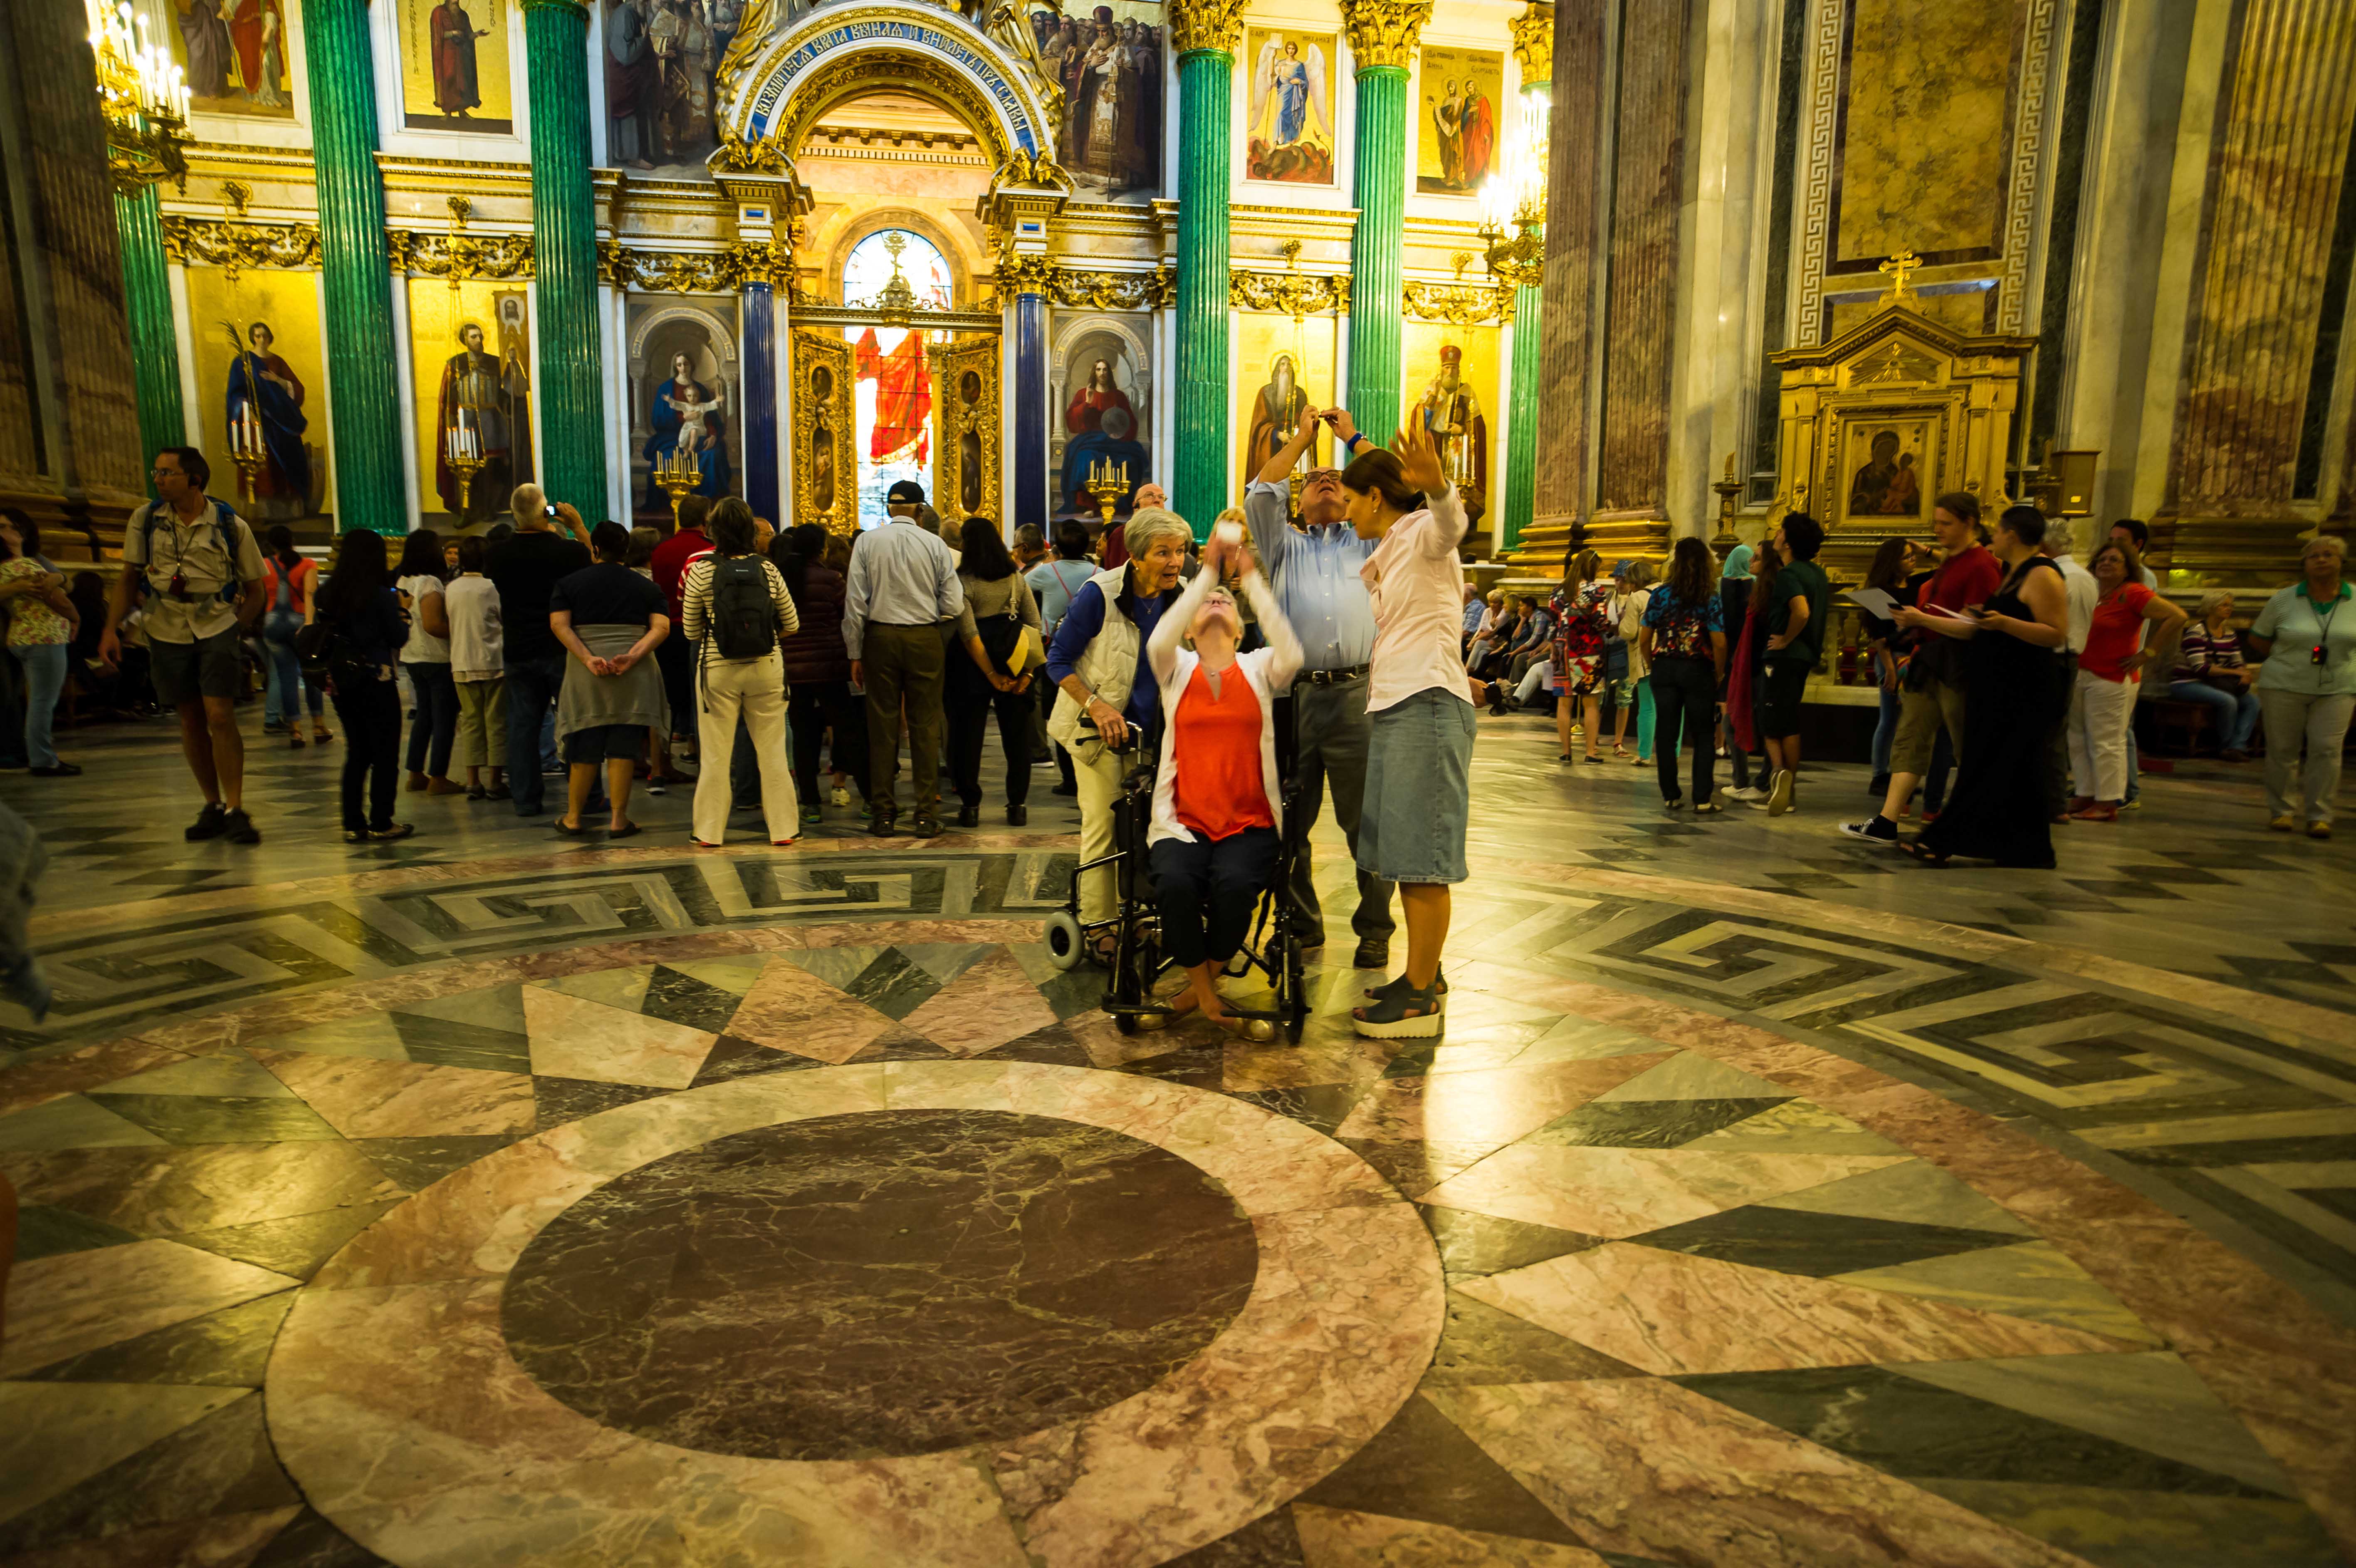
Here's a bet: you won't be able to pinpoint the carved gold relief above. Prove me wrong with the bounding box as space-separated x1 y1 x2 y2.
1044 263 1174 311
1338 0 1433 69
1402 279 1513 324
932 335 1002 524
984 0 1069 145
1509 2 1553 77
1169 0 1251 56
992 148 1072 192
1229 269 1349 316
387 229 534 282
600 243 737 293
159 215 322 284
780 53 1014 173
710 132 796 175
791 328 859 536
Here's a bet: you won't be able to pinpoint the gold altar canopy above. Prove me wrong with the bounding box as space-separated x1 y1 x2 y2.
1768 281 2035 576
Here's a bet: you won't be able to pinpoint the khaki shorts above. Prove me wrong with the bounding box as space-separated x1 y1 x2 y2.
150 626 243 706
1891 676 1966 776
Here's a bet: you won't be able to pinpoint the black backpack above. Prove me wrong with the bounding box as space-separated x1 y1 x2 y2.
707 556 777 660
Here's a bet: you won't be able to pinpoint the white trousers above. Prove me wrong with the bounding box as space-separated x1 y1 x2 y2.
2261 688 2354 825
2067 670 2136 802
692 655 798 844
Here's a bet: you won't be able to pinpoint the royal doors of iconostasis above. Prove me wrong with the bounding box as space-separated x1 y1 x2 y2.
789 325 1001 537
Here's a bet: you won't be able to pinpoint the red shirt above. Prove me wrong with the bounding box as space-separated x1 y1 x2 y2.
2084 582 2156 682
1172 663 1274 840
1914 544 2003 615
650 528 712 625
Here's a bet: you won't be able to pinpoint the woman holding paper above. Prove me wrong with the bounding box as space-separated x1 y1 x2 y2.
1904 505 2069 867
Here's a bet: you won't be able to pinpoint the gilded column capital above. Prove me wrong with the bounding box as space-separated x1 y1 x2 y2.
1510 2 1554 79
1168 0 1250 58
1339 0 1433 71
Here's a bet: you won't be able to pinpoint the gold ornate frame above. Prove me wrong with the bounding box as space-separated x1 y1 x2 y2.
932 335 1002 525
791 328 859 536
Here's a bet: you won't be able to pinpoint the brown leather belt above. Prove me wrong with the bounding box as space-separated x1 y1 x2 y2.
1294 665 1371 686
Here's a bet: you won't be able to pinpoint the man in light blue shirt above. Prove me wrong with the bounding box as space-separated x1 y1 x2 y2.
843 479 963 836
1245 410 1394 967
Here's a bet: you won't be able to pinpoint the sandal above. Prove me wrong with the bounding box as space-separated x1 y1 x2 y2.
1352 980 1444 1039
289 731 307 748
1612 744 1632 759
1898 840 1951 867
608 821 642 841
552 818 591 837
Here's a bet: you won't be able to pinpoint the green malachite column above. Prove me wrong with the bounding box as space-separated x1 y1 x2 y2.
1171 1 1244 534
520 0 607 520
1341 0 1428 440
1502 284 1540 549
300 0 405 533
113 183 185 480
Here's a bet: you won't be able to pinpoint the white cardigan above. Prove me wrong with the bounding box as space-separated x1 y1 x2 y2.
1145 566 1303 847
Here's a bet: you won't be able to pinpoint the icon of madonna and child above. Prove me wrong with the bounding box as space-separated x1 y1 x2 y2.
641 349 732 511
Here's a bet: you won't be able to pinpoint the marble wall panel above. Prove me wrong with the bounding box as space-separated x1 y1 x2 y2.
1832 0 2021 269
1528 0 1606 532
1593 0 1689 516
2169 0 2356 512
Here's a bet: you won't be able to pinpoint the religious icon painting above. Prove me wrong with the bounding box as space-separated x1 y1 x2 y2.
1243 26 1335 185
602 0 732 179
625 293 743 522
408 279 536 526
1052 323 1151 519
397 0 514 133
1050 0 1166 201
1399 321 1497 523
163 0 297 119
185 265 330 520
1836 415 1936 524
1415 45 1504 196
1234 313 1335 495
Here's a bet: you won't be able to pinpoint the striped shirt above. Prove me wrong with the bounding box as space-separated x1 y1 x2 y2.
2172 623 2245 682
680 554 799 657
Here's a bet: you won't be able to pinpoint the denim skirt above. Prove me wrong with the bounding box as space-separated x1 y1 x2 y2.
1357 686 1476 885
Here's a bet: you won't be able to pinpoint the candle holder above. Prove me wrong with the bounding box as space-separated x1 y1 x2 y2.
1087 455 1129 533
655 445 698 520
1711 451 1743 556
446 448 486 516
226 412 267 505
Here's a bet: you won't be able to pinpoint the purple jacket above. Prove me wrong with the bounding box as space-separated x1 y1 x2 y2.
782 563 852 686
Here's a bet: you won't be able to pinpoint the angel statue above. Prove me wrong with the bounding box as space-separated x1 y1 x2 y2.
1247 34 1330 183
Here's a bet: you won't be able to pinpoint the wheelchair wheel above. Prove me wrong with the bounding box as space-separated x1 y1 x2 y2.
1280 932 1308 1036
1043 910 1085 971
1115 1010 1139 1035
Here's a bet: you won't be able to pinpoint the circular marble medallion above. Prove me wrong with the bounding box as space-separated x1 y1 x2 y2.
502 1109 1261 1459
267 1060 1446 1568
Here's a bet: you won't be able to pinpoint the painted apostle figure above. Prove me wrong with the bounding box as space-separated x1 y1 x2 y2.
436 320 529 522
430 0 487 117
1414 344 1486 495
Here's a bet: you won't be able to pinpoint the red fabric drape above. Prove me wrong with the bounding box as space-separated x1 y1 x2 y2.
855 329 930 462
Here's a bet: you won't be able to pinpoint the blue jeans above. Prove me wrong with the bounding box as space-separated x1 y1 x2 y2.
402 661 458 779
1871 683 1901 777
10 642 67 769
504 653 568 813
262 610 321 726
2168 679 2261 751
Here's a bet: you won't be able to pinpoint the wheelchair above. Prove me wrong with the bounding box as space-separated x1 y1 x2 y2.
1040 738 1310 1042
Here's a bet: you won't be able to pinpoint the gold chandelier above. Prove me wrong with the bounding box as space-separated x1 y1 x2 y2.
85 0 194 193
1477 86 1550 289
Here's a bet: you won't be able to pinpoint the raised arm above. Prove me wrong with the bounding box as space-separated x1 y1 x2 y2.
1149 562 1217 683
1239 565 1301 687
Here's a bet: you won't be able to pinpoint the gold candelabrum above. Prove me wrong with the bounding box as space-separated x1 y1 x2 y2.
227 401 267 505
443 418 486 514
1711 451 1744 554
84 0 193 193
1477 87 1550 289
653 443 699 520
1088 456 1130 532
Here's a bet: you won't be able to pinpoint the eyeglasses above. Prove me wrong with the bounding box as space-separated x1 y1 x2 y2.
148 467 186 478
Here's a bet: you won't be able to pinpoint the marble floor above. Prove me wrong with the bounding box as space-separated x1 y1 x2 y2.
0 712 2351 1567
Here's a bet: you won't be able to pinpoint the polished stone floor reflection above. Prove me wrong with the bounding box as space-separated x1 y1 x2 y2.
0 720 2351 1566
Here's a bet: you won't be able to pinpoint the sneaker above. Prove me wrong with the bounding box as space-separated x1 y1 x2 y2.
28 762 82 777
646 781 666 796
1352 939 1389 969
1727 785 1767 803
912 816 942 839
185 803 229 841
2309 821 2334 839
2269 814 2297 831
368 823 415 842
223 808 262 845
801 803 823 825
1919 810 1941 826
1840 815 1898 843
869 813 897 838
1867 772 1890 797
831 786 851 807
1766 769 1795 816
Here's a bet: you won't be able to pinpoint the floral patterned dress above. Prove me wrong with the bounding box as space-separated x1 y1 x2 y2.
1550 580 1614 697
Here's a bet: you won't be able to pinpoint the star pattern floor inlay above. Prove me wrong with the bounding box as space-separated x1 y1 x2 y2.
0 720 2351 1566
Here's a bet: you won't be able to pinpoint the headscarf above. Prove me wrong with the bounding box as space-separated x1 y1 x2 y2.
1721 543 1755 581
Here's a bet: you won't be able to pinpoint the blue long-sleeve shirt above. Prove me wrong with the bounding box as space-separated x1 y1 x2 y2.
1045 576 1181 735
1243 480 1378 671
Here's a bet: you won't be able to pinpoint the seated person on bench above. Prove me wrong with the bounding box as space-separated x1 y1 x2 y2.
1145 524 1303 1031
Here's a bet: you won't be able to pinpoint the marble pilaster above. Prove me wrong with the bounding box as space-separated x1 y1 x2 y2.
2161 0 2356 579
1170 0 1247 532
520 0 610 522
1340 0 1432 443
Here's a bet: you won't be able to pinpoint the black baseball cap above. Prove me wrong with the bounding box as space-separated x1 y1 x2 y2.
886 480 927 506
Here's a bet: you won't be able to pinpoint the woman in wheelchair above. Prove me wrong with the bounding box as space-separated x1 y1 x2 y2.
1143 524 1303 1031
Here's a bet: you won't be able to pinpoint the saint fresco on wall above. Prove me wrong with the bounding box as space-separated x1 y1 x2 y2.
1053 327 1149 516
399 0 514 133
1233 314 1335 495
603 0 735 178
1245 27 1333 185
167 0 296 119
1399 322 1496 520
1038 1 1163 200
1415 45 1502 195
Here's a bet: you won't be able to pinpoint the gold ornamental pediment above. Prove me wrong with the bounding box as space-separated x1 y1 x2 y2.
1770 302 2033 381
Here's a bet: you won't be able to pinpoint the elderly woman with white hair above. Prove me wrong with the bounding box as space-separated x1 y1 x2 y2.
2248 533 2355 837
1045 505 1193 944
1142 524 1303 1029
2167 589 2261 760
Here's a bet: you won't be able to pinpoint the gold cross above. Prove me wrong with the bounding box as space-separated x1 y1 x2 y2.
1879 248 1921 300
